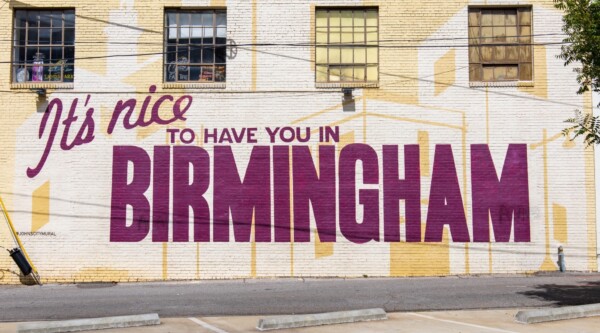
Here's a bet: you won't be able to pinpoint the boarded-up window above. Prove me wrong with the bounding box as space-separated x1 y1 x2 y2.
468 7 532 82
315 8 378 83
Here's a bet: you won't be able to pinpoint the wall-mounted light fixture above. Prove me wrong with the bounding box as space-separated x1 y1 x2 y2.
32 88 46 97
342 88 356 112
342 88 354 100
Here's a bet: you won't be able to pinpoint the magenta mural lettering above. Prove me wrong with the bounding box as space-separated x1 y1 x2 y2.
471 144 530 242
109 144 530 244
25 85 532 244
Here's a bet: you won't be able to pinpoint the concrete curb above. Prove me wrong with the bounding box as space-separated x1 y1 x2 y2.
256 308 387 331
17 313 160 333
515 303 600 324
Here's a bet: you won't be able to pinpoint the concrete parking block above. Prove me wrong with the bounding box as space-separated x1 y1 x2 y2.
256 308 387 331
17 313 160 333
515 303 600 324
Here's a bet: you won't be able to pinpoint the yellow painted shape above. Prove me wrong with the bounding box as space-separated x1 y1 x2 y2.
418 131 430 177
31 181 50 233
552 204 568 244
73 267 129 282
210 0 226 7
434 49 456 96
518 45 547 99
390 225 450 277
314 231 334 259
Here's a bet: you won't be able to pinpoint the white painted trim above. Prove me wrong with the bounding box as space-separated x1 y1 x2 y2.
189 317 230 333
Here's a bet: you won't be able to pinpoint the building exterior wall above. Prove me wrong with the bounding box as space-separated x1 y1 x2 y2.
0 0 597 284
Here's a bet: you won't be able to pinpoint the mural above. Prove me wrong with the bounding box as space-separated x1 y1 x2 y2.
0 0 597 283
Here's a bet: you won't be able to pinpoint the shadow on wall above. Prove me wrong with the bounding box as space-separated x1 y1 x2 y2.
0 268 36 285
519 281 600 306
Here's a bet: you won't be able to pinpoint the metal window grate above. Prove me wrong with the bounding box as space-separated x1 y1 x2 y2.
164 10 227 83
12 9 75 83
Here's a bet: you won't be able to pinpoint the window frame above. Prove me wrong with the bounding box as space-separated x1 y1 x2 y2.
468 5 534 83
11 8 76 85
315 7 379 86
163 8 227 85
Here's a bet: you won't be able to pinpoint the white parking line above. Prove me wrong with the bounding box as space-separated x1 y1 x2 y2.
406 313 520 333
188 317 231 333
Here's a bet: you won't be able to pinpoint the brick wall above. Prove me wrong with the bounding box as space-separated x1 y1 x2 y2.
0 0 596 284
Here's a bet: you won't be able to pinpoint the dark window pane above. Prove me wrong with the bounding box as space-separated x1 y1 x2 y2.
51 11 63 28
215 46 227 64
26 48 38 64
39 28 51 44
190 47 202 63
202 47 214 63
166 44 176 64
64 46 74 62
15 11 26 28
51 47 63 62
40 13 51 28
15 28 26 46
64 11 74 28
27 28 38 44
215 45 226 63
64 28 75 45
189 66 201 80
177 46 189 63
27 12 39 28
51 28 62 44
15 46 26 64
215 65 226 82
38 47 50 62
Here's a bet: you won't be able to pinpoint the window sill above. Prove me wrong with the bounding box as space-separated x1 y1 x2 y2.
11 82 74 90
163 82 226 89
316 82 379 89
469 81 534 88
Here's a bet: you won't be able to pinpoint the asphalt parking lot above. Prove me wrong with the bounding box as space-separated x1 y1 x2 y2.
2 309 600 333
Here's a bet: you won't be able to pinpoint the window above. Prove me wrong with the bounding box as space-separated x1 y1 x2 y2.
13 9 75 83
468 7 532 82
315 8 378 83
165 10 226 83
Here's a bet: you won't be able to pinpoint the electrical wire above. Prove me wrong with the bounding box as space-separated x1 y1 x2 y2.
0 32 570 46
